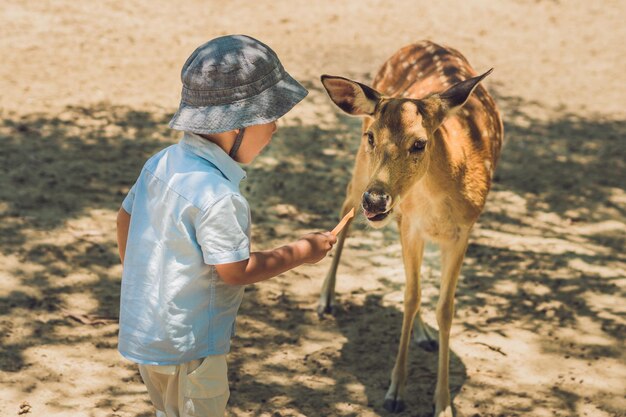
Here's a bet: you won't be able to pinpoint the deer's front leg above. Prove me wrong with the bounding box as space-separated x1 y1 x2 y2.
384 220 425 413
434 234 469 417
317 198 356 317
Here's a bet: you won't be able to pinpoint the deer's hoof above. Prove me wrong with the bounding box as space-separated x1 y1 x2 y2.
383 398 406 413
417 339 439 352
316 302 335 318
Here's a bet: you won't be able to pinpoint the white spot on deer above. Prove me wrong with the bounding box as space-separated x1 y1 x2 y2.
484 159 492 173
417 71 424 77
426 44 436 53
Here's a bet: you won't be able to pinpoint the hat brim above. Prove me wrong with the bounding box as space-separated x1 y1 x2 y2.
168 72 308 134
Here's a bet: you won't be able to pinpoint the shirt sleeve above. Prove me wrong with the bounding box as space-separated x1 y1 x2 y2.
195 193 251 265
121 183 137 214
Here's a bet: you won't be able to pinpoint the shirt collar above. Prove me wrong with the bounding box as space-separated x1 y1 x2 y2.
179 132 247 185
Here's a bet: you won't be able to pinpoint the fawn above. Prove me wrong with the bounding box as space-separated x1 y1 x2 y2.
318 41 503 416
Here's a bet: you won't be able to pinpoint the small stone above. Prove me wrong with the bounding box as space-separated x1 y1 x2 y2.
18 402 32 415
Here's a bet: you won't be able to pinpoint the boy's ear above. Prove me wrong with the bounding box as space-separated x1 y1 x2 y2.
420 68 493 131
320 75 381 116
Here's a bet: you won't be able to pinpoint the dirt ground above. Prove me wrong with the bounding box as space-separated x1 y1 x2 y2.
1 1 625 416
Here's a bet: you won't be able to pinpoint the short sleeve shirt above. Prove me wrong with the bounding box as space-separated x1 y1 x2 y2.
118 132 250 365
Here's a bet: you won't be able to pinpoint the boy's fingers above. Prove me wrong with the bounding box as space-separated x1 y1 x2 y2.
323 232 338 245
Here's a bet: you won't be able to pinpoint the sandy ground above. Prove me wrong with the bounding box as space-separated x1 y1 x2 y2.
1 1 625 416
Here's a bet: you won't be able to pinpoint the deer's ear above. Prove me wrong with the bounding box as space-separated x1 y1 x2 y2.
321 75 381 116
420 68 493 131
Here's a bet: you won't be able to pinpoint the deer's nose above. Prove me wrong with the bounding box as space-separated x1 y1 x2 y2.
362 190 391 214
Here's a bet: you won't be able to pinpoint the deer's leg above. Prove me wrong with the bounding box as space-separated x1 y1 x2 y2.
318 136 369 317
317 197 356 317
413 311 438 352
384 219 425 413
434 234 469 417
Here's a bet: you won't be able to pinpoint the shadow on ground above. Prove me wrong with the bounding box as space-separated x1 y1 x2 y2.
454 91 625 343
0 92 624 415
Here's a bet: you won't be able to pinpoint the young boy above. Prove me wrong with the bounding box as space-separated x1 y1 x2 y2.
116 35 337 417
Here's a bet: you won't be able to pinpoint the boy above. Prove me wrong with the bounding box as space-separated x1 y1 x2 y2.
116 35 337 417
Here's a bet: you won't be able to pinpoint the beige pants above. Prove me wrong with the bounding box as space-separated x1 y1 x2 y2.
138 354 230 417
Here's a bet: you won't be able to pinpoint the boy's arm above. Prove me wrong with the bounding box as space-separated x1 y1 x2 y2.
215 232 336 285
116 207 131 264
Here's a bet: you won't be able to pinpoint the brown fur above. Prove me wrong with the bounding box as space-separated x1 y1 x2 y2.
318 41 503 416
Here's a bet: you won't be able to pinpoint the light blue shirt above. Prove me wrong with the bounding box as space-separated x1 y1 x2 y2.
118 132 251 365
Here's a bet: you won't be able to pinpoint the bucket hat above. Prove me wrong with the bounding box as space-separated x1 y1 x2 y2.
169 35 308 134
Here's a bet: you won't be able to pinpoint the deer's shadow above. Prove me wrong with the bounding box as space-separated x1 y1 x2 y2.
333 293 467 417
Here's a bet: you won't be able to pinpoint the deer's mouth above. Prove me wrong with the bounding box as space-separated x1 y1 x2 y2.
363 209 391 222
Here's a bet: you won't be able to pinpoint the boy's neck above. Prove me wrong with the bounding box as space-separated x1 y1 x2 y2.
198 131 236 156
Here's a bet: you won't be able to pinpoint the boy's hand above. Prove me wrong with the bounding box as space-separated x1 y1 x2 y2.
296 232 337 264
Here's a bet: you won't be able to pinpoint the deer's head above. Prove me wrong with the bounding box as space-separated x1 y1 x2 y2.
321 70 491 228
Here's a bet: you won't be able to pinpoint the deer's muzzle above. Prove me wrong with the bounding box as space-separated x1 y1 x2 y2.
362 190 392 221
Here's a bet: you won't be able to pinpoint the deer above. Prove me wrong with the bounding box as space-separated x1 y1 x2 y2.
317 40 503 416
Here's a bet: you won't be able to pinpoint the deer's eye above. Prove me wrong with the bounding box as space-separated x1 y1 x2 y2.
365 131 375 147
410 139 427 153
